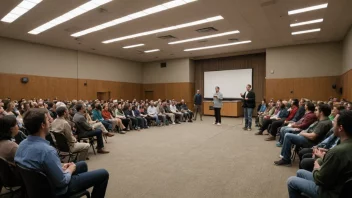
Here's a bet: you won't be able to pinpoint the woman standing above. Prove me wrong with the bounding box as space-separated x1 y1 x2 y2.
213 86 223 126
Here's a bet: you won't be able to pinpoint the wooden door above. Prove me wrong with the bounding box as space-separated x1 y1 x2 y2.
144 91 154 100
97 92 110 101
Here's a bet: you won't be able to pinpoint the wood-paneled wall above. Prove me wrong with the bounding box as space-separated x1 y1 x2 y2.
265 76 341 101
0 72 141 100
142 82 195 105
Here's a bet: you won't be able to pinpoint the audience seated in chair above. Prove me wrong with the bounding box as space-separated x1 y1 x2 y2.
73 104 112 154
51 106 90 162
114 103 131 131
286 110 352 198
274 104 332 166
15 108 109 198
147 101 160 126
180 99 193 122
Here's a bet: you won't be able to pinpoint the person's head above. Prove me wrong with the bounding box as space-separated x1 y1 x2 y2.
276 100 282 107
23 102 30 111
181 99 185 104
305 102 315 112
87 105 92 112
197 90 200 94
56 106 68 118
292 99 299 107
76 103 85 113
280 103 286 109
117 103 122 109
0 115 19 140
246 84 251 91
4 100 14 111
215 86 219 92
261 98 266 105
316 104 331 119
334 110 352 138
95 103 102 111
103 104 109 111
299 99 306 106
347 103 352 111
332 105 345 116
23 108 50 136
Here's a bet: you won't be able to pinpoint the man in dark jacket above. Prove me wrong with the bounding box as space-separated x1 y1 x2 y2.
240 84 256 131
193 90 203 121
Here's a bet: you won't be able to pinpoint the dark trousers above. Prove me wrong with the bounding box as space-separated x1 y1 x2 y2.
269 119 285 136
300 152 314 172
101 120 112 131
194 105 202 120
79 129 104 149
298 148 313 161
120 118 130 129
214 108 221 123
260 119 274 132
135 117 145 128
65 161 109 198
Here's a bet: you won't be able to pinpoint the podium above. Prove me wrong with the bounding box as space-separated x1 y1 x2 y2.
203 101 243 117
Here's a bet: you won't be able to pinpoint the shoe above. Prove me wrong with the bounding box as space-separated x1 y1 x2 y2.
279 155 283 158
172 122 176 125
213 122 217 125
200 119 203 121
255 131 263 135
276 142 282 147
274 159 291 166
119 131 126 134
217 123 221 126
97 149 110 154
265 136 276 141
188 120 193 123
247 128 252 131
104 132 115 137
242 127 247 130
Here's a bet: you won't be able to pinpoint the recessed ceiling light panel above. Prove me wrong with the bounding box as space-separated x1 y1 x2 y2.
169 30 239 44
184 40 251 51
288 3 328 15
292 28 321 35
1 0 42 23
290 19 323 27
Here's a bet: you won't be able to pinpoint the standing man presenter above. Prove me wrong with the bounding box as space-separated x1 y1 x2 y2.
213 86 223 126
240 84 256 131
193 90 203 121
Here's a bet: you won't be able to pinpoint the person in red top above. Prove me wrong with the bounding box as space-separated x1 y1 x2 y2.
265 99 300 141
101 103 124 132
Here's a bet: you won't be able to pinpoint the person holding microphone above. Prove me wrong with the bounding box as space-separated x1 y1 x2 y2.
240 84 256 131
213 86 223 126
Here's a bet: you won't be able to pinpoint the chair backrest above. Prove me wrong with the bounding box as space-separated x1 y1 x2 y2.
51 132 71 153
0 157 22 187
45 132 56 147
16 163 55 198
340 177 352 198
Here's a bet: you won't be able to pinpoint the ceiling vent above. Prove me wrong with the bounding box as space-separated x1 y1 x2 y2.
228 38 239 42
198 40 208 43
196 27 218 33
157 35 177 39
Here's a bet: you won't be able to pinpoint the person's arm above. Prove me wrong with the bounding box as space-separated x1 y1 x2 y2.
43 149 72 188
64 122 76 143
295 114 316 129
299 131 318 141
218 93 223 100
247 92 255 101
78 116 93 131
313 149 341 187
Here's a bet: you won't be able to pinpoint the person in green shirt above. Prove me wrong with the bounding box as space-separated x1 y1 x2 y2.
287 110 352 198
328 105 345 121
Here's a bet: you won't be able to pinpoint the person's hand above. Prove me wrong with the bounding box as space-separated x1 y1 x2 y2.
67 163 76 173
245 98 248 100
62 163 70 170
314 160 321 170
240 93 243 96
214 95 217 98
318 148 328 152
314 148 326 158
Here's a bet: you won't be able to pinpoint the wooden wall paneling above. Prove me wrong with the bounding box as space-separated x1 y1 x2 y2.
266 79 294 100
0 73 10 98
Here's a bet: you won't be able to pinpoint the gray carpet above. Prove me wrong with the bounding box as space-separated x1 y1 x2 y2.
86 116 298 198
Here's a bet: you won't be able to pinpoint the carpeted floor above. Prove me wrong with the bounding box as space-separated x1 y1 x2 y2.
86 116 298 198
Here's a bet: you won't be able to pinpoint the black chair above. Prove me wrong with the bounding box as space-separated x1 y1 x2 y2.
45 133 56 148
0 157 23 196
73 122 96 155
16 164 90 198
340 177 352 198
51 132 79 163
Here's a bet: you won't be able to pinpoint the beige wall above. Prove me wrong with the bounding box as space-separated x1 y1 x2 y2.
142 58 191 83
189 59 195 82
342 26 352 73
0 37 142 83
266 42 342 79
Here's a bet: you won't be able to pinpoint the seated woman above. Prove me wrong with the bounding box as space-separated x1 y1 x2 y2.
85 111 112 134
0 115 19 162
114 103 131 131
255 99 267 127
91 104 113 131
102 103 126 133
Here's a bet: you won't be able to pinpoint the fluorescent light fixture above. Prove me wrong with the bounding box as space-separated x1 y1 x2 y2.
144 49 160 53
102 15 224 44
288 3 328 15
290 19 323 27
123 44 145 49
292 28 321 35
184 40 251 51
28 0 112 35
71 0 198 37
169 30 239 45
1 0 42 23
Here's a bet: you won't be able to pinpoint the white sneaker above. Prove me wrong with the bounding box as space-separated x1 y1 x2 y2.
172 122 176 125
217 123 221 126
213 122 216 125
279 155 283 158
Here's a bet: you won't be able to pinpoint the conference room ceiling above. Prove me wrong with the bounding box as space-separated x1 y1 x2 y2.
0 0 351 62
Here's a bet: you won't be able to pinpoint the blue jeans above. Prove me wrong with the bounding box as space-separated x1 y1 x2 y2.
287 169 319 198
244 108 253 128
65 161 109 198
279 126 302 144
101 120 112 131
281 133 313 162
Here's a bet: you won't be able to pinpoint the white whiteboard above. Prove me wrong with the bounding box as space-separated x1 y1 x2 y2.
204 69 253 99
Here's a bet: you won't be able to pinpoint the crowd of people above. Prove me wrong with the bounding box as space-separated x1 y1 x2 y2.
0 97 202 197
253 97 352 198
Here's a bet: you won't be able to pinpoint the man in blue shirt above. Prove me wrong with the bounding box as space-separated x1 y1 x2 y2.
15 108 109 198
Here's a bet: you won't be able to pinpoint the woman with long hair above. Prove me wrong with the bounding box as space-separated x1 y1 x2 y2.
0 115 19 162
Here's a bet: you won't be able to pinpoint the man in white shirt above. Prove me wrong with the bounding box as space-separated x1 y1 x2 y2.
170 101 183 119
147 101 160 125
